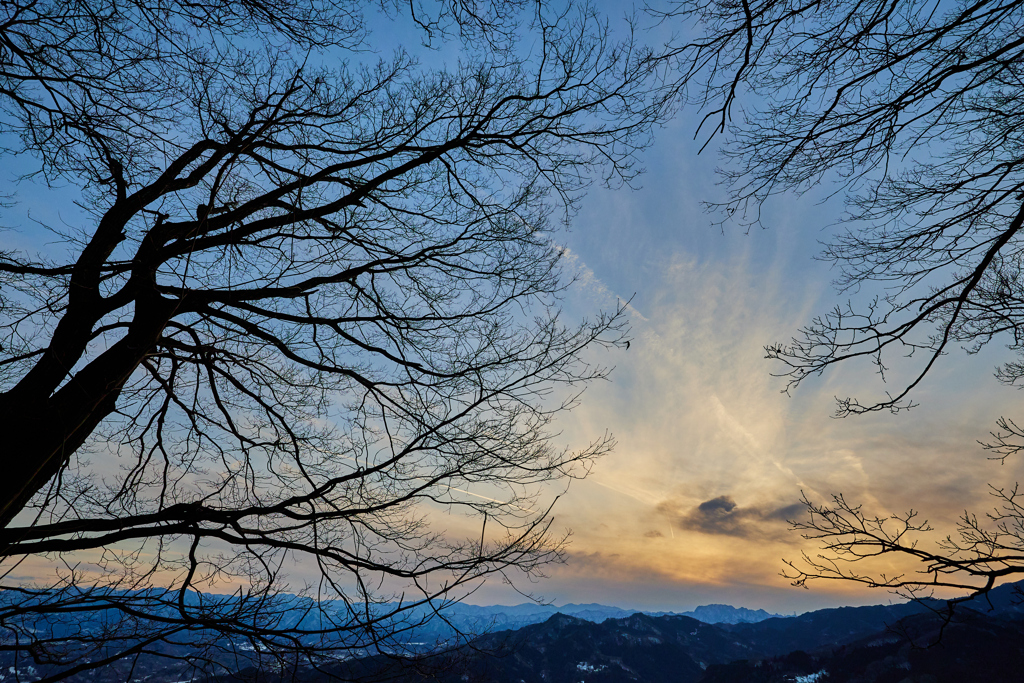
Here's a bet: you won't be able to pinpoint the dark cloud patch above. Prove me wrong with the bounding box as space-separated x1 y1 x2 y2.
683 495 751 537
658 495 803 539
764 502 806 522
698 495 738 515
643 530 664 538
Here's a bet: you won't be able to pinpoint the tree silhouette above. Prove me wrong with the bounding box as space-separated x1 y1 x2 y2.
660 0 1024 599
0 1 669 678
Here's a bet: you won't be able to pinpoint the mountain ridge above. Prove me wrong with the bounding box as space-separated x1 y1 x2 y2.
6 581 1022 682
214 585 1024 683
437 600 783 630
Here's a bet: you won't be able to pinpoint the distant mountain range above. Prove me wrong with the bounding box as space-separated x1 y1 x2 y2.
218 580 1024 683
425 600 782 636
7 582 1024 682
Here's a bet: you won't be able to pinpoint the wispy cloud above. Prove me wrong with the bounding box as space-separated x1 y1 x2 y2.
555 245 648 322
537 247 1023 610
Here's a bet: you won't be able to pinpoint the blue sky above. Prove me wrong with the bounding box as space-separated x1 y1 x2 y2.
5 0 1022 618
455 107 1024 613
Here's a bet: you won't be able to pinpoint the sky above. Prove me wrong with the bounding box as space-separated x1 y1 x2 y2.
454 109 1024 614
5 2 1024 619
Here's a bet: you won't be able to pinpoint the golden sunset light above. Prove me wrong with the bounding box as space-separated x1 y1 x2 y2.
4 1 1024 680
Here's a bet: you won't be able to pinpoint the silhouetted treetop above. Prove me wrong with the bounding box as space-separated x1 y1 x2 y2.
659 0 1024 604
0 2 670 678
660 0 1024 414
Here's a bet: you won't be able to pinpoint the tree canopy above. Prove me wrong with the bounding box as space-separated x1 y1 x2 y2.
661 0 1024 601
0 1 670 678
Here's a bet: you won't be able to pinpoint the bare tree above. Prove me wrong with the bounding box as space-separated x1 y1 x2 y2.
656 0 1024 600
0 1 670 678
